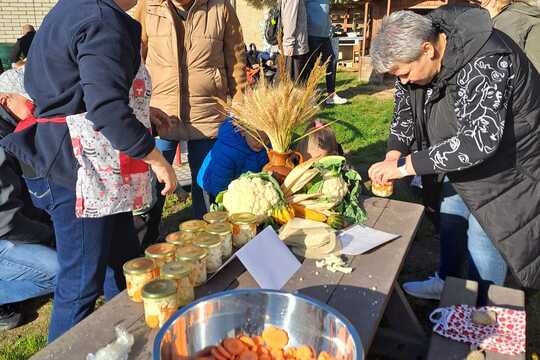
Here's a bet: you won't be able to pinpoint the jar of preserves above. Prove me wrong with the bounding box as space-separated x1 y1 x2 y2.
176 245 208 286
165 231 195 248
145 243 176 275
141 279 178 329
229 213 257 247
205 222 233 259
179 219 207 234
203 211 229 224
161 261 195 307
123 257 158 303
193 233 222 273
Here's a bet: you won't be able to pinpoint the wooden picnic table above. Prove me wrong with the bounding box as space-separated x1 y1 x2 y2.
31 197 425 360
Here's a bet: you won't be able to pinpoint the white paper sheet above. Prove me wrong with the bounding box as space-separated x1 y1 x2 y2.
338 225 399 256
236 226 302 289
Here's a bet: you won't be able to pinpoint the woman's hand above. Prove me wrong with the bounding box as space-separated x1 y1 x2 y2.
149 107 174 130
143 148 177 196
0 93 32 121
368 155 416 184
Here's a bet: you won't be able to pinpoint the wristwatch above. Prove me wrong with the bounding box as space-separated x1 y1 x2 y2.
397 157 409 177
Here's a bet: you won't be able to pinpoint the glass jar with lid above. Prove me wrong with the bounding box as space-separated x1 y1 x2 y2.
165 231 195 249
179 219 207 234
193 233 223 273
205 222 233 259
203 211 229 224
141 279 178 329
229 212 257 247
123 257 158 303
176 245 208 286
145 243 176 275
161 261 195 307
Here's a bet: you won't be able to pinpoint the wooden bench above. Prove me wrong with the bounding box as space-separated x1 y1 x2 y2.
426 276 525 360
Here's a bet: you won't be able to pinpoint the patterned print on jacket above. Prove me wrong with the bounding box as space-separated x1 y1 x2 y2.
388 54 514 173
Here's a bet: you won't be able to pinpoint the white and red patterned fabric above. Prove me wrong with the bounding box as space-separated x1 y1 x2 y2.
66 63 153 218
430 305 526 356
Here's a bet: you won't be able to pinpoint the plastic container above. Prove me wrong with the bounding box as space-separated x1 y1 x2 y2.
229 213 257 247
165 231 195 248
141 279 178 329
205 222 233 259
176 245 208 286
203 211 229 224
179 220 207 234
161 261 195 307
193 233 223 273
123 258 159 303
145 243 176 275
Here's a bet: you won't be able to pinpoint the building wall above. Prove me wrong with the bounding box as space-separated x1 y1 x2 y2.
0 0 57 43
235 0 267 49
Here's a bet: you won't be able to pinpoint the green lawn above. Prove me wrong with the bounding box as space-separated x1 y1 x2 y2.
2 72 538 359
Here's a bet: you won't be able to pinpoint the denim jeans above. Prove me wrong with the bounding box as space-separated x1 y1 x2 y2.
0 239 58 305
155 137 216 220
439 179 508 287
24 177 140 343
306 36 336 94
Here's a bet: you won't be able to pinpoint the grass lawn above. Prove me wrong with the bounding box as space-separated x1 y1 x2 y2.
2 71 538 359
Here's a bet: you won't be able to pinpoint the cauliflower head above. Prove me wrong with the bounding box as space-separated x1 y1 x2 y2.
320 172 348 207
222 173 283 222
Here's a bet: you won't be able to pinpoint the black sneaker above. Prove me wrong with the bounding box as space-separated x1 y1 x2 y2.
0 303 22 330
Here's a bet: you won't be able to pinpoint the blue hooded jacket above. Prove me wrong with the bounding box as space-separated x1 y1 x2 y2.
197 120 268 197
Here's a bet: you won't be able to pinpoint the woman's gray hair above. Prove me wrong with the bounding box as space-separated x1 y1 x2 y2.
370 11 438 74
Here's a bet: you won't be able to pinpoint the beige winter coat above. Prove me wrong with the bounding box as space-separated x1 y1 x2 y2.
132 0 247 140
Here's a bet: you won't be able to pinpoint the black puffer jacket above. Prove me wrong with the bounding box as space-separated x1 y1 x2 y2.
387 5 540 288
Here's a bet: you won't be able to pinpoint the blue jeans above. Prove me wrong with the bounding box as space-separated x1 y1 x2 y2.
24 177 140 343
155 138 216 219
0 239 58 305
439 180 508 287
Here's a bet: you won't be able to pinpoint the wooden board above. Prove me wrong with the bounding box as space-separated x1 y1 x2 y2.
426 277 479 360
31 197 425 360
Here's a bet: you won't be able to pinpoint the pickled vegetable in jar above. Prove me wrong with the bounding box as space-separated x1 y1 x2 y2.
205 222 233 259
145 243 176 275
141 279 178 329
176 245 208 286
229 213 257 247
193 233 223 273
161 261 194 307
165 231 195 248
203 211 229 224
179 219 207 234
123 257 158 303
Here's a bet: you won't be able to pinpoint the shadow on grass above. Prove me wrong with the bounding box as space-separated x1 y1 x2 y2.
19 296 52 327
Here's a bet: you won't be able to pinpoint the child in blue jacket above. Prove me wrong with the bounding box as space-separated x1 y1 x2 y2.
197 119 268 198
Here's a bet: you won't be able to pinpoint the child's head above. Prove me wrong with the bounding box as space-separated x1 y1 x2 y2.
296 120 341 160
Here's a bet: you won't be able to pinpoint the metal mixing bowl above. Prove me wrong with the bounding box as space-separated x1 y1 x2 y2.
154 289 363 360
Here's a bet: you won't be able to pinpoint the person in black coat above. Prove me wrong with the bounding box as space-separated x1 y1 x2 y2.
10 25 35 63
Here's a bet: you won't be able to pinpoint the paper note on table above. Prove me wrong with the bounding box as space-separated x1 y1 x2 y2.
236 226 302 290
338 225 399 256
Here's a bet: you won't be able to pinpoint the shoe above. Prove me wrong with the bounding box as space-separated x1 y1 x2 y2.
402 273 445 300
325 93 348 105
0 304 22 330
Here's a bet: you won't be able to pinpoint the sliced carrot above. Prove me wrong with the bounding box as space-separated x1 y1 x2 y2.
239 335 257 349
195 357 214 360
238 350 258 360
270 349 284 360
217 344 233 359
223 338 246 355
252 336 265 346
284 348 296 358
212 347 229 360
262 327 289 350
259 355 272 360
295 346 313 360
258 347 270 356
317 352 332 360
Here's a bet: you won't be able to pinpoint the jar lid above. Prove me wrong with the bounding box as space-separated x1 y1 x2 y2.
193 233 222 249
203 211 229 224
229 212 257 225
176 245 208 261
145 243 176 259
142 279 177 299
166 231 195 246
123 257 155 275
179 220 207 233
161 261 192 279
205 223 232 236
